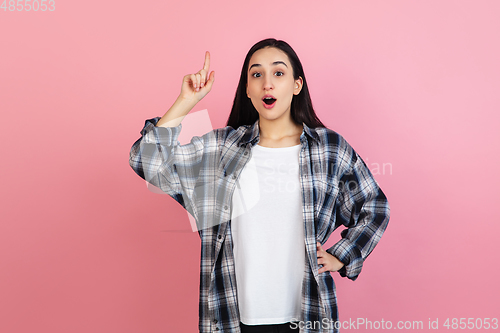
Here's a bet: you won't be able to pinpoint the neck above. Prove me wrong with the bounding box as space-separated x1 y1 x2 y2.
258 114 303 141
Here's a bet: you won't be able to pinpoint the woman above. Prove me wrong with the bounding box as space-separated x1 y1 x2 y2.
129 38 390 333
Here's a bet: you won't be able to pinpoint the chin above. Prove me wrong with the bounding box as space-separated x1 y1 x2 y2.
257 110 287 121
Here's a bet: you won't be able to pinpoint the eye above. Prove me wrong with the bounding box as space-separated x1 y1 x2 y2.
275 71 284 77
251 72 261 78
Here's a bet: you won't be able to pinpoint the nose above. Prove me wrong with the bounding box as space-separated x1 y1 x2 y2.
263 75 274 90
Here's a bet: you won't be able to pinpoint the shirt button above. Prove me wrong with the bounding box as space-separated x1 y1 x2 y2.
232 175 236 179
218 235 222 239
213 319 218 324
224 205 228 210
244 151 248 155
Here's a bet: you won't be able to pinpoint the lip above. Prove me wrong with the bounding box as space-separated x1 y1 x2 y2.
262 94 276 100
262 94 277 109
262 99 276 109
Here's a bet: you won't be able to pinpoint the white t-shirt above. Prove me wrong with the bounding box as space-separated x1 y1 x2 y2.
231 143 306 325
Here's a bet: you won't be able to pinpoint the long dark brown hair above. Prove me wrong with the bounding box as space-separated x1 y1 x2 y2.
226 38 327 129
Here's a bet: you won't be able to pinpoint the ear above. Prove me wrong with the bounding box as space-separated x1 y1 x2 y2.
293 76 303 95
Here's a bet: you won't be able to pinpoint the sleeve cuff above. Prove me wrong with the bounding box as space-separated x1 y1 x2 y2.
327 238 363 281
140 117 183 146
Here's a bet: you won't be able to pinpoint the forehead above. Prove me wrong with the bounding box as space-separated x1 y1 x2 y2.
248 47 290 69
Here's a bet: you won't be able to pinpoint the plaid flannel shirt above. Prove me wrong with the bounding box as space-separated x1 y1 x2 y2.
129 116 390 333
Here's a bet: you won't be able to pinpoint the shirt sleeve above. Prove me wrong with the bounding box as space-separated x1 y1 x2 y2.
128 116 218 220
326 151 390 281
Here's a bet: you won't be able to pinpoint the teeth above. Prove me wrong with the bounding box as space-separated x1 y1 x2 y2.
264 97 276 105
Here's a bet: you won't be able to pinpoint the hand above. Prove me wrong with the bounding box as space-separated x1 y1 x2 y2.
317 242 344 274
179 51 215 104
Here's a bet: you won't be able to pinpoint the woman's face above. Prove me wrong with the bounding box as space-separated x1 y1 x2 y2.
246 47 302 122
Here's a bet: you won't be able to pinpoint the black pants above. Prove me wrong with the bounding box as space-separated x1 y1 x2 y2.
239 321 299 333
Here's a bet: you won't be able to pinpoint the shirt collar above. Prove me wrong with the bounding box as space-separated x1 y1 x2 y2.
237 118 320 147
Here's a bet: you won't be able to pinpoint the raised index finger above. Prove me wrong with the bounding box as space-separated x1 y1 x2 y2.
203 51 210 72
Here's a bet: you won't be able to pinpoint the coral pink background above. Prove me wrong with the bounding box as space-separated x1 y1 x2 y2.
1 0 499 332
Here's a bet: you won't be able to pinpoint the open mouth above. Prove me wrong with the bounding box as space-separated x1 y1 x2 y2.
263 97 277 105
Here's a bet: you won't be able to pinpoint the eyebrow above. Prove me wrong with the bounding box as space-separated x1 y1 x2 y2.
249 61 288 71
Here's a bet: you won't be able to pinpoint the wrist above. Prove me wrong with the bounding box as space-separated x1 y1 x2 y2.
156 97 196 128
176 94 199 109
